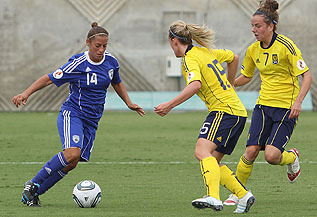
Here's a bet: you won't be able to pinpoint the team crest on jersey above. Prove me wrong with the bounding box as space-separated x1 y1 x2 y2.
297 59 306 70
53 69 63 79
272 54 278 64
187 72 194 83
72 135 80 143
108 69 114 80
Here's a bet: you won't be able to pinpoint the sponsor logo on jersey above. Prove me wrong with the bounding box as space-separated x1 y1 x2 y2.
72 135 80 143
108 69 114 80
53 69 63 79
297 59 306 70
187 72 194 83
256 58 260 63
86 66 92 72
272 54 278 64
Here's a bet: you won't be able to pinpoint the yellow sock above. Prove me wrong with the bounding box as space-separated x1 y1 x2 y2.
236 155 254 186
200 156 220 200
280 150 296 166
220 165 248 199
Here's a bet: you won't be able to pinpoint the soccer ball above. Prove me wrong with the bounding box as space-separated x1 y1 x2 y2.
72 180 102 208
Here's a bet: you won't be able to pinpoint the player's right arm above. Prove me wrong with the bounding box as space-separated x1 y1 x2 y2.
12 74 52 108
234 46 255 87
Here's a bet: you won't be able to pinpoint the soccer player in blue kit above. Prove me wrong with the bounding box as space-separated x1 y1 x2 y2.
12 22 145 207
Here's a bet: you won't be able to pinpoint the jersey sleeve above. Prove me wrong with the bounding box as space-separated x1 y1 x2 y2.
287 43 309 76
182 55 201 85
241 46 256 78
212 49 234 64
48 55 83 87
110 59 122 84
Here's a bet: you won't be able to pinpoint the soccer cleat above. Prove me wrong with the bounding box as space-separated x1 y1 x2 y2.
28 195 41 207
234 190 255 213
192 196 223 212
287 148 300 183
21 181 40 205
223 194 238 206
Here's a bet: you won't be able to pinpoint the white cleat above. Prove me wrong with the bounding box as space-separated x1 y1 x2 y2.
192 196 223 212
234 190 255 213
287 148 301 183
223 194 238 206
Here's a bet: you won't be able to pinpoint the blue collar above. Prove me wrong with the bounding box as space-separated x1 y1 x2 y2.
260 32 277 49
185 44 194 54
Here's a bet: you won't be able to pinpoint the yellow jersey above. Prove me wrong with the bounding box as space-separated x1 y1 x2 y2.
241 33 309 109
182 45 247 117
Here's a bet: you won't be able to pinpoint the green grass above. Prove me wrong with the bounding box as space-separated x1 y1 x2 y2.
1 111 317 217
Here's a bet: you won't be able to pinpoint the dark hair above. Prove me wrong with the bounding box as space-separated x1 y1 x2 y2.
87 22 109 41
254 0 279 31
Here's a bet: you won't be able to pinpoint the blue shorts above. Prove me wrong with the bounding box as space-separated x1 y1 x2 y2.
198 111 246 155
247 105 297 152
57 110 97 162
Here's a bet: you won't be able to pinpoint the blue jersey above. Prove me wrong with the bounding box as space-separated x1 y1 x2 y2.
48 51 121 123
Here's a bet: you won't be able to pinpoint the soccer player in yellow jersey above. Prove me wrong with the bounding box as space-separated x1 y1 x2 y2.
224 0 312 206
154 20 255 213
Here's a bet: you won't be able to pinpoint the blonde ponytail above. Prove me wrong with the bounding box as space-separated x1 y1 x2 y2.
169 20 215 49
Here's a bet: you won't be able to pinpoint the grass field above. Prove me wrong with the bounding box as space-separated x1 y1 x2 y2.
1 111 317 217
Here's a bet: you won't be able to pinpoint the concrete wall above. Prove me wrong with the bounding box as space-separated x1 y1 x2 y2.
0 0 316 111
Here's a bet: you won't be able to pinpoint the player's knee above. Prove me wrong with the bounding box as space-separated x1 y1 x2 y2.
194 150 203 161
64 148 81 163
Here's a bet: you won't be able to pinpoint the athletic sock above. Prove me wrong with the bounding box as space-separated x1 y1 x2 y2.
279 150 296 166
37 170 68 195
220 165 248 199
200 156 220 200
236 155 254 186
32 152 69 185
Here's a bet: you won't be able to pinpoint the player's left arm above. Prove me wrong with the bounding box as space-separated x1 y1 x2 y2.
227 54 239 87
154 80 201 117
289 70 312 119
111 81 145 117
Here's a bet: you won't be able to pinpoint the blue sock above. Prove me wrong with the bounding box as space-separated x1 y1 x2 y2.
32 152 69 185
37 170 68 195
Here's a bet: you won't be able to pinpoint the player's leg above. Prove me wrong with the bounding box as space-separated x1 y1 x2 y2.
265 108 299 182
223 105 268 206
191 111 224 211
214 115 255 213
22 110 83 206
236 145 261 186
192 138 223 211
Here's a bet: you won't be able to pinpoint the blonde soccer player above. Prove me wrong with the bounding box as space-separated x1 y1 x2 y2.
154 20 255 213
223 0 312 207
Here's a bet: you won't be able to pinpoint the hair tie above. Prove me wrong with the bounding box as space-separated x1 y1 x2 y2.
169 29 186 40
88 32 108 39
255 11 278 25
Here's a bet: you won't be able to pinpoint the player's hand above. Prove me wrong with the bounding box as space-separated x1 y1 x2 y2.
12 92 29 108
128 103 145 117
289 101 301 119
154 102 172 117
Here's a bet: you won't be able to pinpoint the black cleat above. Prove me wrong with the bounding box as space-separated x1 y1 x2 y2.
28 195 41 207
22 181 39 205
